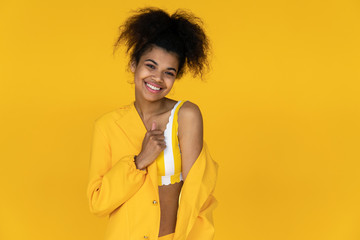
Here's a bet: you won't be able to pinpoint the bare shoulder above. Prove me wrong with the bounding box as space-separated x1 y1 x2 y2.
178 101 203 123
177 100 203 141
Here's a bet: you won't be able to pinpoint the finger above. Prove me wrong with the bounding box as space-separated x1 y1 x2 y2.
153 138 165 145
151 121 156 130
150 136 165 143
156 135 165 140
148 130 164 135
146 130 162 139
157 138 166 144
159 142 166 149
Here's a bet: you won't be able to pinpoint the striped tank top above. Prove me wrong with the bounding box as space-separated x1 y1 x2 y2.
156 100 187 186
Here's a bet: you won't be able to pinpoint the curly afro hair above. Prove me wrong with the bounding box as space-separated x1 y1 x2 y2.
113 7 211 79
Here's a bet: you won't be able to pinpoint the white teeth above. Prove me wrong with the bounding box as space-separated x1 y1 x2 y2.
146 83 160 91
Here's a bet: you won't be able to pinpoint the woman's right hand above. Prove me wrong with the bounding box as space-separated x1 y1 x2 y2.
135 121 166 170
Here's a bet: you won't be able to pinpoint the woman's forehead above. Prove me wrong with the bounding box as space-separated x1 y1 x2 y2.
141 45 179 65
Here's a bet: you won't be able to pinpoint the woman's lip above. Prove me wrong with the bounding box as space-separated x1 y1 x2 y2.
144 81 162 93
145 81 162 88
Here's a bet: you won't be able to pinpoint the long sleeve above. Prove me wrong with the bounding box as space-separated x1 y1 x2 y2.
186 192 219 240
87 122 147 217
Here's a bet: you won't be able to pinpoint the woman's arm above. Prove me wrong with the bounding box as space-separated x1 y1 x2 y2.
87 121 147 217
178 101 204 181
178 102 218 240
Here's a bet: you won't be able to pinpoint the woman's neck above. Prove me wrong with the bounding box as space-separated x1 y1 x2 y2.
134 97 168 120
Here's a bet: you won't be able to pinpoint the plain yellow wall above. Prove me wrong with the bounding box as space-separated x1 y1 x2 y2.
1 0 359 239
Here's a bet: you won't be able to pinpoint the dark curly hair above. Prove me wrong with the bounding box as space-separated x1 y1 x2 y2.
113 7 210 79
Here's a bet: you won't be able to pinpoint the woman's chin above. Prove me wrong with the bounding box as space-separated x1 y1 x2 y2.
141 91 170 102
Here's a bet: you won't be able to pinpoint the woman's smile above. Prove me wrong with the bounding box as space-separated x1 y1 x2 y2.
144 81 163 93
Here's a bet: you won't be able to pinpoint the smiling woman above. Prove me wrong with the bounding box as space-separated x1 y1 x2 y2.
87 7 219 240
130 45 179 102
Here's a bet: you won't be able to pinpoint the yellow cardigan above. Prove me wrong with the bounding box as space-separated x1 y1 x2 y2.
87 101 219 240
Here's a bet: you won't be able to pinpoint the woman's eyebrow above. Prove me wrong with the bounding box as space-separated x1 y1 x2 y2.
145 59 177 72
145 59 158 65
167 67 177 73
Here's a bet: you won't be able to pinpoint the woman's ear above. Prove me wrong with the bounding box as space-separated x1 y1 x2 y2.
130 60 136 73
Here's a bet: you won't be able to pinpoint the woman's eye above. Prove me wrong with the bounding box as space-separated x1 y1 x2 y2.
165 72 175 77
146 64 155 69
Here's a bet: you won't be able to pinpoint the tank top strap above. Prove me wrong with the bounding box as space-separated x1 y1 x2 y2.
172 100 187 130
156 100 187 186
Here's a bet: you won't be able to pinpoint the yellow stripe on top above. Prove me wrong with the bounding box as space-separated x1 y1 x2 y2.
157 100 187 186
170 100 186 184
156 150 165 177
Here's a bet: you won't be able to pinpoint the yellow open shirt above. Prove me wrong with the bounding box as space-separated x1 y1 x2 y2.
87 101 219 240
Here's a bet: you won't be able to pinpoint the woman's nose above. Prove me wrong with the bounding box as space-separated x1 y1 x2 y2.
152 71 162 82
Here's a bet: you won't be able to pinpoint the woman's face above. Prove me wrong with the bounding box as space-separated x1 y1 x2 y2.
131 45 179 103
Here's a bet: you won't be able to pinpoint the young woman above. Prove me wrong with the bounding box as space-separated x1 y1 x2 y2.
87 7 219 240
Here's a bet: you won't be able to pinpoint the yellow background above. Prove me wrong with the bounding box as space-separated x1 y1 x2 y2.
1 0 359 239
